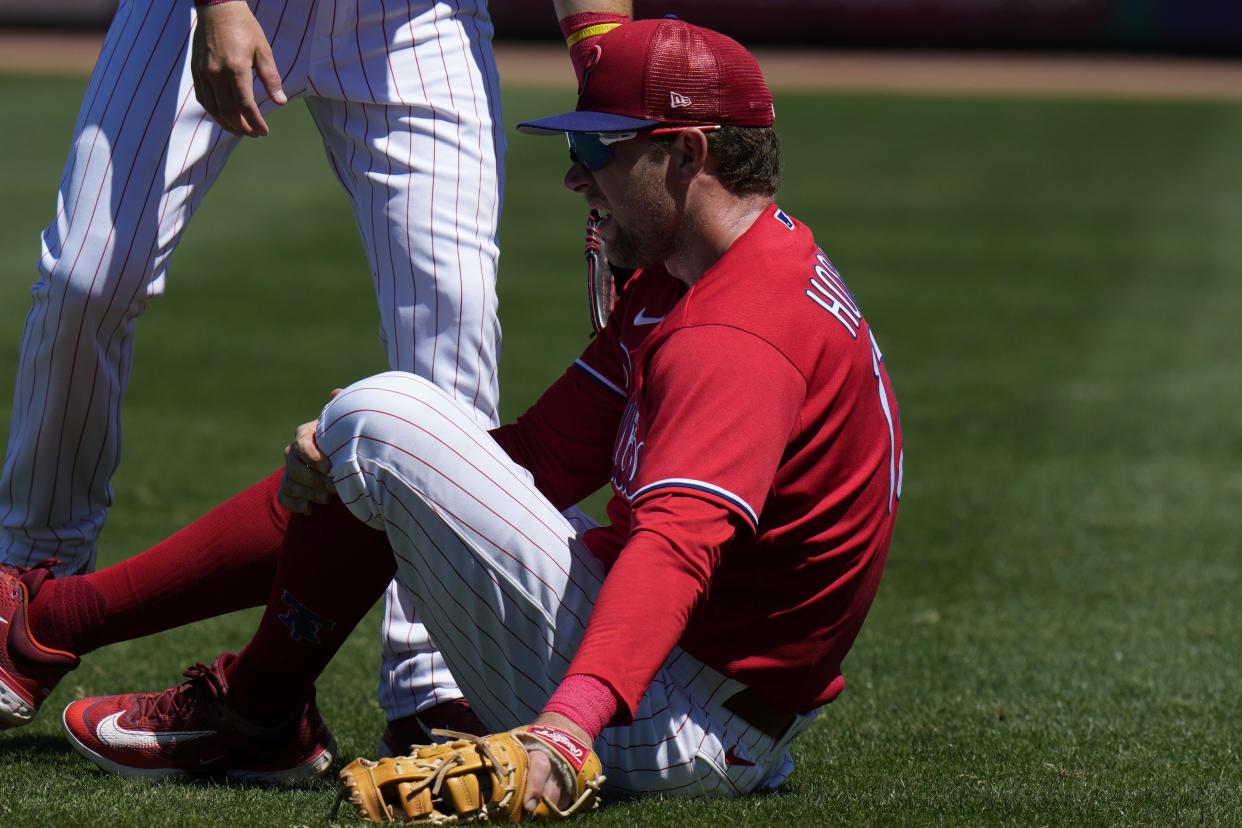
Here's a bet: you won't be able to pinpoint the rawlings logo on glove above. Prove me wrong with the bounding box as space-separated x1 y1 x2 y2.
333 726 605 823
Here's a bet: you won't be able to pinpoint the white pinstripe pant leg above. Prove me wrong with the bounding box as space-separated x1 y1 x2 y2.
0 0 318 574
302 0 504 723
319 372 594 729
318 373 817 796
303 93 502 720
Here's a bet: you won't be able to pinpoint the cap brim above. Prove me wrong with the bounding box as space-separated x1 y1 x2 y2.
516 110 661 135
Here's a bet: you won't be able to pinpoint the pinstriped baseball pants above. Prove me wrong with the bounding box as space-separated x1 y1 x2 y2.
0 0 503 722
320 371 818 796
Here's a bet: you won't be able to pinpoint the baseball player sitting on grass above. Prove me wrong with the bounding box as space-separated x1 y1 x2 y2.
0 19 902 820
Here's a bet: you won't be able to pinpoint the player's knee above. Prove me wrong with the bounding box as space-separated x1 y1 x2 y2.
320 372 453 448
36 250 152 321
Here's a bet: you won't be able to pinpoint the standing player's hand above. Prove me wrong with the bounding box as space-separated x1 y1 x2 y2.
191 0 287 137
279 419 335 514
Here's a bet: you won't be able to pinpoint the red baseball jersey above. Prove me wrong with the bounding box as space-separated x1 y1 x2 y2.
492 204 902 719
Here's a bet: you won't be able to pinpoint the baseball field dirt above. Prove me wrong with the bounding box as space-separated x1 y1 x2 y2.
2 29 1241 100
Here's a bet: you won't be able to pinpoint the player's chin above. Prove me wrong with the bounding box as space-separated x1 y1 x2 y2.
612 231 667 272
604 225 637 266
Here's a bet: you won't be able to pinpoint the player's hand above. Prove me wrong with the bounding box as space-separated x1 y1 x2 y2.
191 0 287 137
278 419 335 514
521 712 588 812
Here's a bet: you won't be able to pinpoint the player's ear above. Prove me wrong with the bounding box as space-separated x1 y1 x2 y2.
670 129 711 183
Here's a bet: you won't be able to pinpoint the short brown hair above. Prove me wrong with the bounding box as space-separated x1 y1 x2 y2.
650 126 782 198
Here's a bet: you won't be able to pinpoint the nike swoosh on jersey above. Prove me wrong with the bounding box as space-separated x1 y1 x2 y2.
95 711 215 749
632 307 665 326
724 745 756 767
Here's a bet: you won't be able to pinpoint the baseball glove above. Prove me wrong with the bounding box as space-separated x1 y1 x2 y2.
584 210 616 336
333 725 605 823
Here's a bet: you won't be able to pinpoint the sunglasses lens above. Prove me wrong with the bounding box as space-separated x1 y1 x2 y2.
568 133 613 171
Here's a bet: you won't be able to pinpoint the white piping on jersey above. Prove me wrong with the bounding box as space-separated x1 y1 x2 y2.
628 478 759 528
573 359 626 399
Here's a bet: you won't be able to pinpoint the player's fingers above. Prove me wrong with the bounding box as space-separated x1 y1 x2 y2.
254 42 287 106
523 749 553 812
276 475 314 515
193 67 224 125
233 71 269 137
294 421 331 472
209 79 246 135
279 445 334 513
190 25 208 107
285 445 330 488
281 475 332 507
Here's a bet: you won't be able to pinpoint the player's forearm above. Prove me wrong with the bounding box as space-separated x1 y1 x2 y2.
540 674 620 741
553 0 632 17
564 495 740 720
565 529 706 719
553 1 633 86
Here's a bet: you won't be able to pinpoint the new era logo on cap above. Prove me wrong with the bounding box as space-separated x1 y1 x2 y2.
669 91 692 109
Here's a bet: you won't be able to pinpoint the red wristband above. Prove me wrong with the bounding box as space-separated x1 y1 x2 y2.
559 12 630 88
541 673 620 741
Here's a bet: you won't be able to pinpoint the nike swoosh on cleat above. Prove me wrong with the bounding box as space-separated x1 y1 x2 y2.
633 307 665 326
95 711 215 749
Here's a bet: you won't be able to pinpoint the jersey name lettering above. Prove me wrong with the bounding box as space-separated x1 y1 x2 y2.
804 250 862 338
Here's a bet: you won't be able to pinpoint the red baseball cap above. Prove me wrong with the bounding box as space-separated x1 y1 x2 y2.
517 18 774 135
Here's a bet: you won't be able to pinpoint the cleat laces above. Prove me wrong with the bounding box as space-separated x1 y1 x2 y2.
135 662 228 721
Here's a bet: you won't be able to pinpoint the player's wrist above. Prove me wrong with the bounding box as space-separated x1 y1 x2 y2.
194 0 243 6
558 12 631 86
540 673 619 741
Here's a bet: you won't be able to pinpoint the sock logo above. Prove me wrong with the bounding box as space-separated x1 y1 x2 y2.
278 590 336 644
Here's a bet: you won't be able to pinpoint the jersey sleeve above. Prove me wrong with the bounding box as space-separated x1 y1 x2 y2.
626 325 806 532
565 492 746 720
564 328 807 718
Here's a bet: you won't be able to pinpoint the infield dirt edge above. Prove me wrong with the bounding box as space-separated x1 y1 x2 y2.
2 30 1241 101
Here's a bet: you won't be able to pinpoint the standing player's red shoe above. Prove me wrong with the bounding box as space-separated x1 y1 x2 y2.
0 563 80 729
61 653 336 785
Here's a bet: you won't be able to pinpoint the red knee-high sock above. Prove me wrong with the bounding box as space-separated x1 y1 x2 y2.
29 470 291 654
225 495 396 724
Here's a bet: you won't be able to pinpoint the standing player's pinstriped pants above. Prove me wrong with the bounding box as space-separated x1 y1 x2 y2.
319 371 819 796
0 0 503 725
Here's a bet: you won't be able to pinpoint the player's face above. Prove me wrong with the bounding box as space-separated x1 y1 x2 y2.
564 137 681 270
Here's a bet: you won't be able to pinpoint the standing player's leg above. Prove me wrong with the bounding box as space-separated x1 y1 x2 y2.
318 373 815 798
303 0 504 735
0 0 314 576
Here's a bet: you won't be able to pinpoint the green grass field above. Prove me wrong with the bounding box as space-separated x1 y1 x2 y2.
1 74 1240 826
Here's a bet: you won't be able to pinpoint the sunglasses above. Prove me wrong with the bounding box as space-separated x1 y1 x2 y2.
567 125 721 172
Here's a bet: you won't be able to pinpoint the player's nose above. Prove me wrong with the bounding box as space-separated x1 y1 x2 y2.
564 162 592 194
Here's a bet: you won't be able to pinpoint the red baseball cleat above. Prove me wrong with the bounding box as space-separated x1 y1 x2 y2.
0 563 80 729
61 653 336 785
